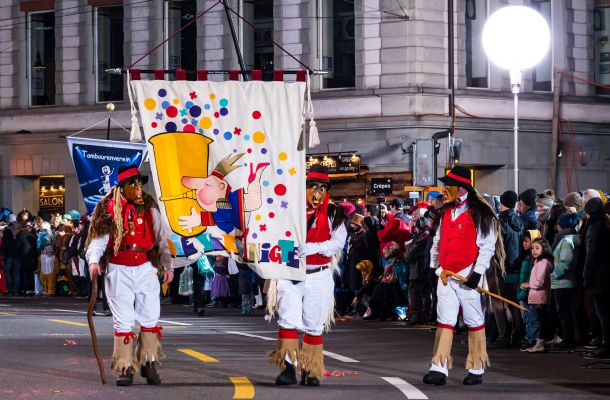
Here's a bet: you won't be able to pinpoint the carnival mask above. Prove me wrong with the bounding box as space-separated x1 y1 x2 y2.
442 185 459 204
122 179 144 205
307 182 328 209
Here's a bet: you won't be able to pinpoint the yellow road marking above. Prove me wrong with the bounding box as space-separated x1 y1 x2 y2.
177 348 219 363
230 377 255 399
48 319 88 327
0 312 16 316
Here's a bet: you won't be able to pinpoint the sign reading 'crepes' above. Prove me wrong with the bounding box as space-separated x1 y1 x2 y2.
370 178 393 195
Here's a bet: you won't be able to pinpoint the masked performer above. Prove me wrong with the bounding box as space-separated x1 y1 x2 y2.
86 165 174 386
423 166 504 386
268 164 347 387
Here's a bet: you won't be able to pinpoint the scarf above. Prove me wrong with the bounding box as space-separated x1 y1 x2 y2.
306 192 330 243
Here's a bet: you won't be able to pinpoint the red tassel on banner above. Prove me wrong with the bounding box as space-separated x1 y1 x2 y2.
229 70 239 81
274 70 284 81
176 69 186 80
129 69 141 80
197 70 208 81
296 70 306 82
252 70 262 81
154 69 164 80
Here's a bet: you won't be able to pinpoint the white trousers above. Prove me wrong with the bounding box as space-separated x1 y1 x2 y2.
105 261 160 333
277 266 334 336
431 266 485 376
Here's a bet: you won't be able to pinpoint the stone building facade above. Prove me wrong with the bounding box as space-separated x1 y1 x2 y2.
0 0 609 214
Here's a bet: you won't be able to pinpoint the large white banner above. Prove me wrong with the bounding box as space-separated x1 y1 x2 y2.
131 80 307 280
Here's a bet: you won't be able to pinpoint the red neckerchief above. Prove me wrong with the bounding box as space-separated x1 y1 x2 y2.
306 192 330 242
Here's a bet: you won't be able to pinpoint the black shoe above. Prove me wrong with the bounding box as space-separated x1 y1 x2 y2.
197 308 206 317
300 371 321 386
140 362 161 385
487 337 510 349
463 373 483 385
275 361 297 385
116 370 134 386
423 371 446 385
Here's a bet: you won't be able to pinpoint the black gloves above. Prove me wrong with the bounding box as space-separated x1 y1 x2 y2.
464 272 481 290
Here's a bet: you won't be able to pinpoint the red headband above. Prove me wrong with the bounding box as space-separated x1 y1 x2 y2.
307 171 329 181
118 167 140 183
447 172 472 185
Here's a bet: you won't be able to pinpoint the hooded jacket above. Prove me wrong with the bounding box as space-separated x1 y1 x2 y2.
499 208 523 272
583 199 610 295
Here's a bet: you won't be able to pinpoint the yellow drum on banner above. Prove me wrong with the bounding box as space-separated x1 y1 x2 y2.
149 132 213 237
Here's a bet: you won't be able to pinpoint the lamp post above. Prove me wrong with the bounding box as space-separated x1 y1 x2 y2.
482 6 550 192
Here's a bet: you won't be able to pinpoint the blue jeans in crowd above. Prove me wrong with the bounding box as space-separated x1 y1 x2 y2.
520 300 540 343
3 258 22 295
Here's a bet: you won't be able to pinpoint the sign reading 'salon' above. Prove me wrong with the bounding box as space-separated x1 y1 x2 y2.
371 178 393 195
39 175 65 214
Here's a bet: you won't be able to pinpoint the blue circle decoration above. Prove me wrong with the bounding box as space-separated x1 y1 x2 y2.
219 107 229 116
158 89 167 97
244 135 250 141
185 101 193 109
165 122 177 132
181 118 188 124
161 101 170 109
263 181 269 187
276 169 283 175
189 105 202 118
267 198 274 204
223 131 233 140
261 148 268 155
204 104 211 110
252 233 258 239
219 98 228 107
213 129 220 135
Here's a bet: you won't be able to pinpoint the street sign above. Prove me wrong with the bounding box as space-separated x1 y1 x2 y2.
424 186 444 204
371 178 393 195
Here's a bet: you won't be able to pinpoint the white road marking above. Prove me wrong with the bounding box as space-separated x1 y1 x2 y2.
0 304 11 307
382 377 428 399
158 319 193 326
322 350 359 363
52 309 87 314
225 331 276 341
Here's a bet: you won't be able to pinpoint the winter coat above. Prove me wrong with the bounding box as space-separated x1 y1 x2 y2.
520 208 537 231
551 234 577 289
405 230 430 282
582 215 610 296
364 216 382 277
17 230 37 271
528 258 553 305
342 228 369 291
1 223 22 259
377 213 411 254
499 209 523 272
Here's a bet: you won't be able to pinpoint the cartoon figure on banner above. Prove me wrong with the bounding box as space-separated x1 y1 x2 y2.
99 165 114 195
177 153 270 235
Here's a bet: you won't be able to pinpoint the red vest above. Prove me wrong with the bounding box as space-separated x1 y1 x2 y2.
107 201 155 266
438 208 479 273
306 216 331 266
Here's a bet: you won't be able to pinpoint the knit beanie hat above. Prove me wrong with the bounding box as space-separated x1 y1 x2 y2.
519 188 537 208
583 189 601 205
563 192 583 209
557 212 579 229
500 190 518 209
536 196 555 208
585 197 604 217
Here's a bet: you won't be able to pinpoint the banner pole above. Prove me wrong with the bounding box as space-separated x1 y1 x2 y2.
106 103 115 140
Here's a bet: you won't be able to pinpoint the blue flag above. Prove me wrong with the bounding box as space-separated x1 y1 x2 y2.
67 137 147 214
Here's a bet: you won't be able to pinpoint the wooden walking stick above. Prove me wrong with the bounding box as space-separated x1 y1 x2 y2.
87 271 108 384
440 269 527 312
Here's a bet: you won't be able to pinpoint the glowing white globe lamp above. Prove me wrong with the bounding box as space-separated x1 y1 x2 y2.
482 6 551 191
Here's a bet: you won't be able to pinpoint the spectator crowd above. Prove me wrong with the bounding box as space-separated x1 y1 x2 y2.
1 186 609 359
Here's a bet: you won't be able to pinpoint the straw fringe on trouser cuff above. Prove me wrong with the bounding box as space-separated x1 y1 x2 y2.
268 328 300 370
300 334 324 379
430 326 454 373
465 328 490 371
111 333 136 374
135 330 165 366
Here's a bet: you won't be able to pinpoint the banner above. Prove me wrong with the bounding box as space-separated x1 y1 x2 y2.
67 137 148 215
131 80 307 280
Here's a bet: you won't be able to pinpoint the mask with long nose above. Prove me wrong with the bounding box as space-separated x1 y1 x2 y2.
122 179 144 205
307 182 328 209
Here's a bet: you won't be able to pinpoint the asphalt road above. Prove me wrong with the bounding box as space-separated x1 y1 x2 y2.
0 297 608 400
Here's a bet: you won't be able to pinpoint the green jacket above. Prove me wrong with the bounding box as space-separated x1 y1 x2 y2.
517 255 534 302
551 235 576 289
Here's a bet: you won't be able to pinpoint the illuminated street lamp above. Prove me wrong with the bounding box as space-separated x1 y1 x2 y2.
482 6 550 191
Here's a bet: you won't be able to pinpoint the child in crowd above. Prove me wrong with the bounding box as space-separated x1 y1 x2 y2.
516 230 542 350
37 222 56 296
210 256 231 307
521 238 554 353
